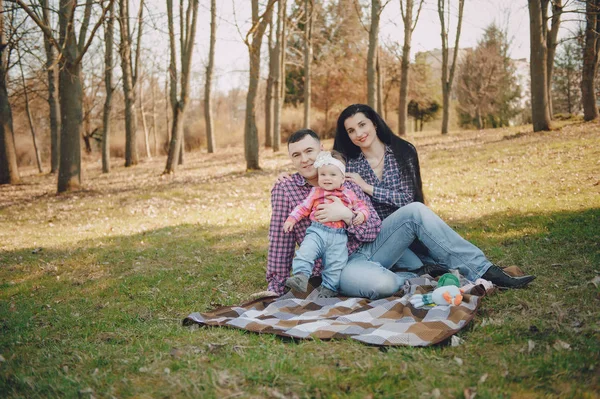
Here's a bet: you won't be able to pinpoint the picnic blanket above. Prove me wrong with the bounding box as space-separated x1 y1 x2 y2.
183 272 497 347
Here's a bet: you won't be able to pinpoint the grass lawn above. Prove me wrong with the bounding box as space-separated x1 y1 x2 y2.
1 122 599 398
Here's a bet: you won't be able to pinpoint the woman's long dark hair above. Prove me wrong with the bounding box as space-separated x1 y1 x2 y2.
333 104 425 203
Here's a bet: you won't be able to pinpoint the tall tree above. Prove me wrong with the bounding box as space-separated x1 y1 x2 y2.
163 0 199 173
244 0 277 169
102 0 115 173
0 0 20 184
118 0 145 166
303 0 313 128
17 0 114 192
204 0 217 153
581 0 600 121
528 0 552 131
545 0 562 117
398 0 424 135
272 0 285 152
552 41 582 115
41 0 60 174
16 46 43 173
437 0 465 134
367 0 381 108
265 15 275 148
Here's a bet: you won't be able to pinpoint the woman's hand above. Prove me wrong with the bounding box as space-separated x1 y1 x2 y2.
314 196 353 225
276 172 292 183
345 172 374 195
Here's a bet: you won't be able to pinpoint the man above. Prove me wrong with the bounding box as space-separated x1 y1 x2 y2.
265 129 534 298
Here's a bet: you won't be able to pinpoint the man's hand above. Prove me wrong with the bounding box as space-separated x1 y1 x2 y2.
352 212 366 226
283 219 296 233
276 172 292 183
345 172 374 195
314 196 353 225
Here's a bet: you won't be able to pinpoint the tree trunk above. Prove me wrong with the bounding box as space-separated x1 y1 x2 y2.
119 0 138 166
376 48 383 115
42 0 60 174
528 0 552 130
272 0 284 153
303 0 312 128
17 47 43 173
139 77 151 158
438 0 465 134
546 0 562 119
398 0 414 136
102 0 114 173
581 0 600 121
0 0 19 184
367 0 380 108
164 0 199 173
151 75 158 156
265 15 274 148
204 0 216 153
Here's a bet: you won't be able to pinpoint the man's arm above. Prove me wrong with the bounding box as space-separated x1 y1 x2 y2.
266 182 298 295
344 181 381 243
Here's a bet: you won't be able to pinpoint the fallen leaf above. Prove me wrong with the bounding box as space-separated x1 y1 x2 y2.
0 355 5 362
528 340 536 353
431 388 441 398
454 357 464 366
463 387 477 399
451 336 464 347
164 368 170 375
590 276 600 288
478 373 488 384
553 340 571 351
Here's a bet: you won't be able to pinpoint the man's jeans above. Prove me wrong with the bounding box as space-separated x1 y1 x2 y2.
292 222 348 292
339 202 493 299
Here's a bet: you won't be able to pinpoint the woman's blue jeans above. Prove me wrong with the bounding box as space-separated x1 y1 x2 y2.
338 202 493 299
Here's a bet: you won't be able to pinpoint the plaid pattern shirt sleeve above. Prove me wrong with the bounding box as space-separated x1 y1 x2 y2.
342 181 381 243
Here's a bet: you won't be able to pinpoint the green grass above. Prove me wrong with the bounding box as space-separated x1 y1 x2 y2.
1 122 599 398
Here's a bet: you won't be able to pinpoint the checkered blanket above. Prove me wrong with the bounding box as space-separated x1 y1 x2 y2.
184 274 495 346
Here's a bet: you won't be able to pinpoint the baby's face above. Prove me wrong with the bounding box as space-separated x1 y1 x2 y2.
318 164 345 191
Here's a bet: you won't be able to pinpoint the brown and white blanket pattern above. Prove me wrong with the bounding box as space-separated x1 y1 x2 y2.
184 274 494 346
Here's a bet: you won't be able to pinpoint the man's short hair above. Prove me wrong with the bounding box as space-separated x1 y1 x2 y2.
287 129 320 146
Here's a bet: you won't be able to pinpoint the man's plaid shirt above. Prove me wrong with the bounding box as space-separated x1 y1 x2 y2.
346 145 416 221
267 174 381 294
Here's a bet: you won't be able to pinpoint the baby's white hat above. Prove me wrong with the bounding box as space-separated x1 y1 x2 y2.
313 151 345 174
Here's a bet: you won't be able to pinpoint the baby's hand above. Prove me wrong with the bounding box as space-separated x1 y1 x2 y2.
352 212 366 225
283 219 296 233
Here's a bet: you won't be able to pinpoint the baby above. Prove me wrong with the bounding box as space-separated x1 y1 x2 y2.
283 150 369 298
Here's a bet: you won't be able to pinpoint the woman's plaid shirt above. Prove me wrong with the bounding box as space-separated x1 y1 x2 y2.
267 174 381 294
346 145 416 220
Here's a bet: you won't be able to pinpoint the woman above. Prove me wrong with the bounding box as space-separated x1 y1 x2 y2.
333 104 535 298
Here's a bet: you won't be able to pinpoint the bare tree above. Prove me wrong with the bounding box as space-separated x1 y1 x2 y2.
204 0 216 153
0 0 20 184
244 0 277 169
163 0 199 173
367 0 381 108
16 45 43 173
581 0 600 121
17 0 114 192
437 0 465 134
398 0 424 135
102 0 114 173
40 0 60 173
265 15 274 148
528 0 552 130
272 0 284 152
303 0 312 128
118 0 145 166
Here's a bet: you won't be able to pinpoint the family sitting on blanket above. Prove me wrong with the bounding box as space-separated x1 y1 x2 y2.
283 150 370 299
265 104 535 299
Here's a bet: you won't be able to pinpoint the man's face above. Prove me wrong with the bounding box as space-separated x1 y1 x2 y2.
288 135 322 180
